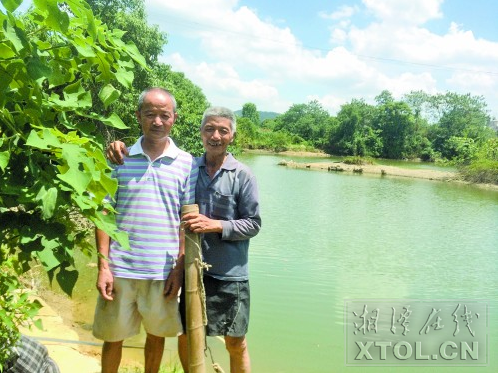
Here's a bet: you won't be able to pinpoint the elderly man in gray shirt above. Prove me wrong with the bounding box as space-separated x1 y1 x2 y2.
179 106 261 373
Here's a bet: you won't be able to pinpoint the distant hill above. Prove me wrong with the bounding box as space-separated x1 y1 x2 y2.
234 110 280 122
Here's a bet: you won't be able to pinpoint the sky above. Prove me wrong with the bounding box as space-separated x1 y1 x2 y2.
144 0 498 118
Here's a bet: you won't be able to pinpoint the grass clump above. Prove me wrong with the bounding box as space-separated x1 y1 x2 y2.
343 156 375 165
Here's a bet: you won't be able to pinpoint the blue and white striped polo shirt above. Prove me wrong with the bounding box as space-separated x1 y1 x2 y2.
108 137 197 280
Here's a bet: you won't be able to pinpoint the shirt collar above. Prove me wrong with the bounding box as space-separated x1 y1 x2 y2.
198 152 237 171
129 136 180 160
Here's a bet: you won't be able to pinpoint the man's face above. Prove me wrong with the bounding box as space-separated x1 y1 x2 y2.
136 90 177 141
201 116 234 156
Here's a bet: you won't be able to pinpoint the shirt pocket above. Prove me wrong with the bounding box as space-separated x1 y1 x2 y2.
211 191 237 220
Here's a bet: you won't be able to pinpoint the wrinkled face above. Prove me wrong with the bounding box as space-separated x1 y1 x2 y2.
136 90 177 141
201 116 234 156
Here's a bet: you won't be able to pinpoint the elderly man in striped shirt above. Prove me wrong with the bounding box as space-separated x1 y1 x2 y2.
92 88 198 373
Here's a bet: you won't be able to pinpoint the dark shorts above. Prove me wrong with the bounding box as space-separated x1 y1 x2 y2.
180 275 250 337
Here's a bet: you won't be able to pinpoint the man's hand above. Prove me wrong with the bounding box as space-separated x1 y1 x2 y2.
182 212 223 234
164 266 183 301
96 267 114 301
106 140 128 165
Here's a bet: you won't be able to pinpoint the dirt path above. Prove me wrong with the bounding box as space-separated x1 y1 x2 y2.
20 296 101 373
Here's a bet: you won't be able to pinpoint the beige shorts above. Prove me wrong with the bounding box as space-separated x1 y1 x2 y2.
93 277 182 342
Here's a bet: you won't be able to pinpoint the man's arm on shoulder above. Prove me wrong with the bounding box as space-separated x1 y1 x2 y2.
106 140 129 165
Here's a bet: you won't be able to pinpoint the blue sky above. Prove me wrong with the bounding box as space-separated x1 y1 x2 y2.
144 0 498 118
5 0 498 118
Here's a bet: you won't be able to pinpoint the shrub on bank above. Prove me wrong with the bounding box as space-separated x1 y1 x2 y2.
343 156 375 165
459 160 498 185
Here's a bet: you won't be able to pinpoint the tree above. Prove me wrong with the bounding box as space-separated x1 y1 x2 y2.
375 90 395 106
273 100 330 147
241 102 260 126
402 90 432 123
235 117 259 149
374 101 416 159
427 93 493 159
326 99 381 156
0 0 144 364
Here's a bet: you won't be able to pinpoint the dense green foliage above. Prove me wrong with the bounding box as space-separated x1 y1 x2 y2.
0 0 147 365
458 138 498 184
238 91 497 183
241 103 260 126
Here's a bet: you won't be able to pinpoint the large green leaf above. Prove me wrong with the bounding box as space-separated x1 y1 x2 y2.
0 42 16 59
70 34 96 58
26 56 52 80
2 19 24 52
36 241 60 272
48 85 92 109
0 151 9 171
100 113 128 129
55 267 79 297
72 193 97 211
99 84 121 109
46 2 69 33
57 167 91 195
92 212 130 251
1 0 22 13
57 144 92 195
124 43 147 68
64 0 97 40
99 170 117 196
63 80 92 108
35 186 57 219
93 48 113 82
76 111 128 130
26 129 62 149
114 66 134 89
0 66 13 95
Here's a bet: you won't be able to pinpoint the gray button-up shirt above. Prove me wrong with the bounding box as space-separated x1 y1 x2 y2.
196 153 261 281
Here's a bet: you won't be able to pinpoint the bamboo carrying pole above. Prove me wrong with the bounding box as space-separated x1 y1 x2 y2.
181 204 206 373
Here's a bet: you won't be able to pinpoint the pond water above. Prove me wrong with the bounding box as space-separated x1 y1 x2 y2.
57 153 498 372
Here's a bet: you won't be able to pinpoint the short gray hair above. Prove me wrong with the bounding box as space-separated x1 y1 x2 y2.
201 106 237 134
137 87 177 112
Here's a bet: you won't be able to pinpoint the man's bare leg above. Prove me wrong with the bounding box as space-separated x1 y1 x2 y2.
144 333 165 373
177 333 189 372
102 340 123 373
225 336 250 373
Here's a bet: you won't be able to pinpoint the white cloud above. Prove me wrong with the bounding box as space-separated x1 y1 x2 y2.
362 0 444 25
164 53 285 111
448 71 498 90
307 94 348 115
382 72 438 97
146 0 498 116
319 5 358 21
